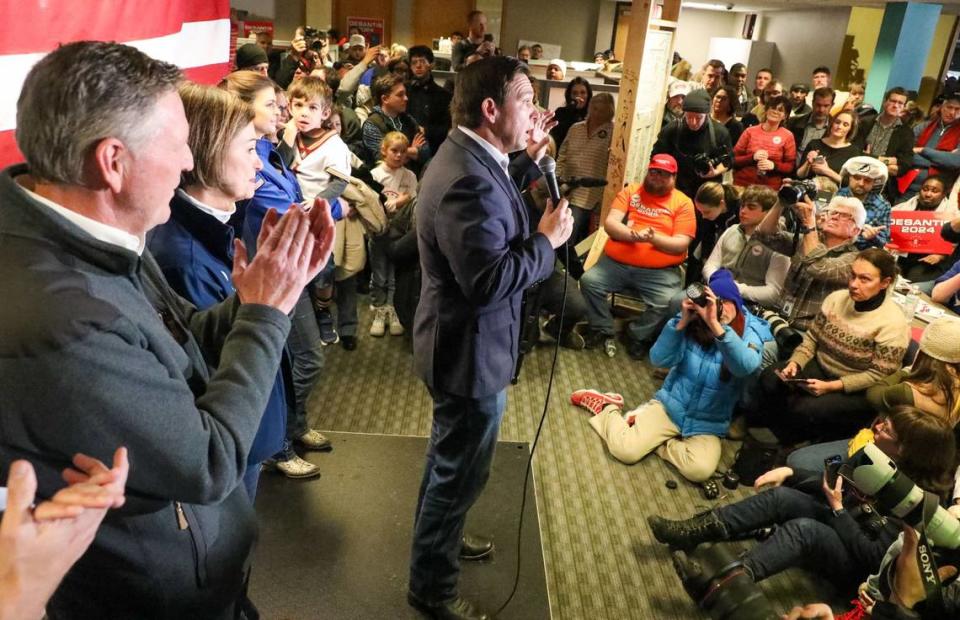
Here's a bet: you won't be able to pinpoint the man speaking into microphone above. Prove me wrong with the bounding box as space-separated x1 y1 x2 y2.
408 56 573 620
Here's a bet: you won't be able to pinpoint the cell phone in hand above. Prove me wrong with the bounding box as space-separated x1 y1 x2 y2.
824 454 843 487
782 377 810 384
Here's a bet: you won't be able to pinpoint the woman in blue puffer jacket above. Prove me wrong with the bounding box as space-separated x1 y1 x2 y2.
571 269 773 482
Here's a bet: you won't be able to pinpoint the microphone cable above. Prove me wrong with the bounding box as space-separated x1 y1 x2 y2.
493 219 570 617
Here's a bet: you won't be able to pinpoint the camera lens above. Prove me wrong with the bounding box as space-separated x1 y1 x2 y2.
777 185 803 205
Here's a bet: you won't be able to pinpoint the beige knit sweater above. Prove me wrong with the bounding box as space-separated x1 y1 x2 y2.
790 289 909 393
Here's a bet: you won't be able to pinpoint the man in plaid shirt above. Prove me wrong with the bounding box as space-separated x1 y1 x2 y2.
753 193 865 331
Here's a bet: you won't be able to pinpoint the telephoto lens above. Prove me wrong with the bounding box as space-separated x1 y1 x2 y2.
671 544 780 620
758 310 803 353
841 443 960 550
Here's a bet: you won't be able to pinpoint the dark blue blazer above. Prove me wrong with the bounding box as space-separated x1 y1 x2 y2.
413 128 554 398
149 192 287 465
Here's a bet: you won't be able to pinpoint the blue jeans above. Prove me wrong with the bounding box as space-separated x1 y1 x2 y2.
335 274 359 337
786 439 850 472
580 254 682 343
409 389 507 603
716 486 882 585
369 235 395 306
242 464 261 502
285 289 324 437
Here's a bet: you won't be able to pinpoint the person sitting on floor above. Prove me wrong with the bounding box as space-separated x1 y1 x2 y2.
648 406 957 595
751 248 909 445
571 269 772 483
786 316 960 473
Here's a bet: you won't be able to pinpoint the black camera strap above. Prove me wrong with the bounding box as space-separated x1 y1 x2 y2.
912 493 945 615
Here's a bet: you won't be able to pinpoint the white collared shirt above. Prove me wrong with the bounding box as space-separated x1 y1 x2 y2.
458 125 511 177
16 181 144 254
176 188 236 224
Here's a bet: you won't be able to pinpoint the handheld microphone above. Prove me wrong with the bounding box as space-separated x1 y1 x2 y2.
559 176 608 189
537 155 561 203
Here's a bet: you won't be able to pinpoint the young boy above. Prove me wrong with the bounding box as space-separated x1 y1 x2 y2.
287 76 351 345
369 131 417 337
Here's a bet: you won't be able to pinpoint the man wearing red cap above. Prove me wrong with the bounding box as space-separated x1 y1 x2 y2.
581 154 696 359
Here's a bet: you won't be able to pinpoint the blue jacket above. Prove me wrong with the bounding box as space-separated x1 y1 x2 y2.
244 138 343 255
650 311 773 437
243 138 303 253
149 191 287 464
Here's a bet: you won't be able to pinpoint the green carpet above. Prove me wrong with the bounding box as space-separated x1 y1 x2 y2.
294 301 834 619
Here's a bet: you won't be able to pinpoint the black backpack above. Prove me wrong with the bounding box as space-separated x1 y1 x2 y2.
732 432 784 486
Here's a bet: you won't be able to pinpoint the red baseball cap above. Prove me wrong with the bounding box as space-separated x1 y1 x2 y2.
649 153 678 174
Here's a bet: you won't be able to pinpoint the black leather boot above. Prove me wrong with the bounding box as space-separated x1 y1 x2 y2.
647 510 729 550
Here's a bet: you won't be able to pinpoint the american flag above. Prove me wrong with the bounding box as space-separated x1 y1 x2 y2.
0 0 232 168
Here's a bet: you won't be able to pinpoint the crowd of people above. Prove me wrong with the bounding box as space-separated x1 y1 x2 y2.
570 55 960 620
3 11 960 620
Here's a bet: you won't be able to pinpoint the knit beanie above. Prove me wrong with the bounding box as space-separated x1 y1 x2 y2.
682 89 711 113
708 269 744 310
919 317 960 364
236 43 268 70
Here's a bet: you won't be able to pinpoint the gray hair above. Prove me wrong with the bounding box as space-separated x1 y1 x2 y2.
826 195 867 229
16 41 182 184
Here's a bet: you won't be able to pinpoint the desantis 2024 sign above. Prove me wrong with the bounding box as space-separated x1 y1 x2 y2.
888 211 955 255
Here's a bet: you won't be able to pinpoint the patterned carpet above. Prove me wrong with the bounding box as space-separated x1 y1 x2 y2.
303 300 835 619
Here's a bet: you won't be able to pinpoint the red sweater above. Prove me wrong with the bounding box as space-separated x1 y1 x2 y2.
733 125 796 188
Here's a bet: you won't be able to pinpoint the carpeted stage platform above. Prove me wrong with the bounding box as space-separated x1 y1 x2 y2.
249 431 550 619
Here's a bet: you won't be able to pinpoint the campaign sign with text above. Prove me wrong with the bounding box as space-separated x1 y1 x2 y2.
347 17 384 46
888 211 955 254
243 21 274 38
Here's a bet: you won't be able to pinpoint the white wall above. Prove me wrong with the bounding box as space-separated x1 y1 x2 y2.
756 7 852 88
595 1 616 55
501 0 601 61
232 0 275 18
674 8 742 70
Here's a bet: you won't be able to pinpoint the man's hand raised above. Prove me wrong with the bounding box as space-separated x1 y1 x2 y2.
232 202 336 314
537 198 574 249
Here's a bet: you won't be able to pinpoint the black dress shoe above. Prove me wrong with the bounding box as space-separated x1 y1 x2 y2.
340 335 357 351
459 534 494 560
407 592 492 620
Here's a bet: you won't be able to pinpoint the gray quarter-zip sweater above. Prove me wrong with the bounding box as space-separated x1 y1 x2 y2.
0 164 291 619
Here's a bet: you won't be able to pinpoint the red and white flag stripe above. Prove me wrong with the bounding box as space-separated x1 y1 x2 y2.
0 0 232 168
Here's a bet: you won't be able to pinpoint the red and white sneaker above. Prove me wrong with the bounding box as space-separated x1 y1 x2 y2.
570 389 625 415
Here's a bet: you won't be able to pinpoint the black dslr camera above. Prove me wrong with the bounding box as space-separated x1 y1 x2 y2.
303 26 326 51
685 283 709 307
693 153 724 176
776 179 818 206
757 309 803 355
672 543 779 620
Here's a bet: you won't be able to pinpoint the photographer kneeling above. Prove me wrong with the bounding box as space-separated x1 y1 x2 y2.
751 248 908 445
649 406 956 593
571 269 771 482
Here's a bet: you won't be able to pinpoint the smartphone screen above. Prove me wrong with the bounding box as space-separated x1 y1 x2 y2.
824 455 843 486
